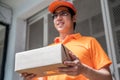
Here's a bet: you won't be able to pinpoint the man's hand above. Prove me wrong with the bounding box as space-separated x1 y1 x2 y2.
58 51 84 76
58 51 112 80
21 72 36 80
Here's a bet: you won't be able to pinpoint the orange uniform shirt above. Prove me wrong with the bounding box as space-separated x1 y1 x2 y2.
33 33 112 80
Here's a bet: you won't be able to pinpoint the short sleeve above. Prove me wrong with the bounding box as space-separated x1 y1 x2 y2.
89 38 112 69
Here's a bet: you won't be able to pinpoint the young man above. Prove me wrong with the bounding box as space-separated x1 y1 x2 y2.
22 0 113 80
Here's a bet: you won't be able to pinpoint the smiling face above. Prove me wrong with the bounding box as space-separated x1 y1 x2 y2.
53 6 76 34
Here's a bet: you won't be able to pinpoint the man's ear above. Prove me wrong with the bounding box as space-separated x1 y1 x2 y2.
72 15 77 22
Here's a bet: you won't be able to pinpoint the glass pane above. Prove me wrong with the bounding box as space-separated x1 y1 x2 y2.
91 13 104 34
115 30 120 63
74 0 107 52
48 14 58 44
27 18 44 50
96 35 107 53
112 3 120 27
0 24 6 80
75 19 90 36
108 0 120 63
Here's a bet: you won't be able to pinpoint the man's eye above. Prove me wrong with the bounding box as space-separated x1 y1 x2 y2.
61 12 65 15
61 12 68 16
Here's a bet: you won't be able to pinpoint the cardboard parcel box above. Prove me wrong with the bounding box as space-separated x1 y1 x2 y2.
15 44 71 77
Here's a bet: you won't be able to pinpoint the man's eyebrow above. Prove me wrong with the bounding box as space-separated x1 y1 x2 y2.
54 10 69 14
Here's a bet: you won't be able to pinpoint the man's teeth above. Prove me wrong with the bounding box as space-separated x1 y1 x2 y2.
57 22 63 25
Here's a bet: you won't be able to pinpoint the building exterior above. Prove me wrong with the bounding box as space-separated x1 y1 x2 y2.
0 0 120 80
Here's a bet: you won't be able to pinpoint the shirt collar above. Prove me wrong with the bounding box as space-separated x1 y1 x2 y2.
54 33 82 44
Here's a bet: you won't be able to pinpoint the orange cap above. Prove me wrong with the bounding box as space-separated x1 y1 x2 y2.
48 0 77 14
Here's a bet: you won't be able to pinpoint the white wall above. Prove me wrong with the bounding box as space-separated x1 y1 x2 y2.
0 0 53 80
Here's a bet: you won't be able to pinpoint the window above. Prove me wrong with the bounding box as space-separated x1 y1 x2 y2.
26 7 59 50
26 9 49 50
27 18 44 50
0 22 9 80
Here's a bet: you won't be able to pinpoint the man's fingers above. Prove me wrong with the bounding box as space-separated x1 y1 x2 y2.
21 72 36 80
21 72 28 77
68 51 78 61
58 65 80 76
64 59 80 66
24 74 36 80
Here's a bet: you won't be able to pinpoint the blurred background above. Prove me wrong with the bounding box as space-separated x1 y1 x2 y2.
0 0 120 80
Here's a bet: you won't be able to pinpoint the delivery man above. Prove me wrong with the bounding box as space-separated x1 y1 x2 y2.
21 0 113 80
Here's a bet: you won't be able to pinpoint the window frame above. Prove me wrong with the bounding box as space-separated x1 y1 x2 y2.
0 21 9 80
